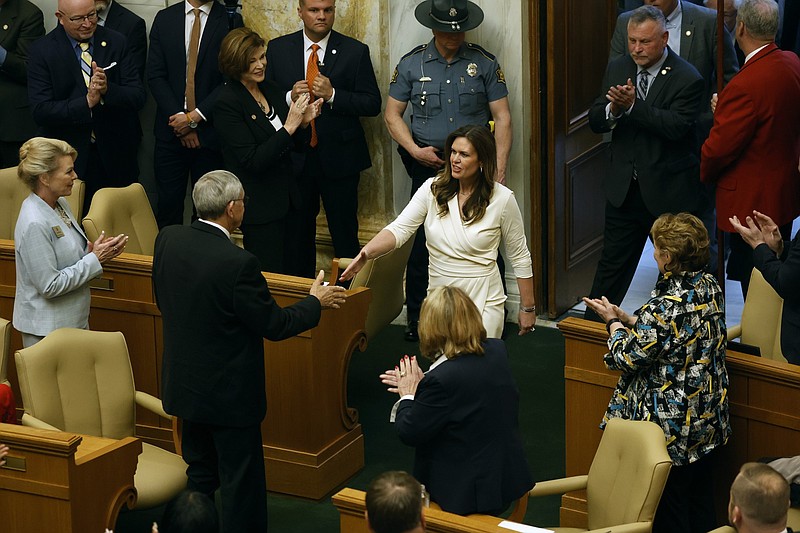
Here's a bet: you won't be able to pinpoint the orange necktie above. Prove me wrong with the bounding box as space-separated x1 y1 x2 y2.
185 8 201 111
306 44 320 147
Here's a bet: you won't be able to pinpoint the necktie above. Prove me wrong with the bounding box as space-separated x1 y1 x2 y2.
80 42 96 141
637 70 649 101
306 44 320 147
185 8 201 111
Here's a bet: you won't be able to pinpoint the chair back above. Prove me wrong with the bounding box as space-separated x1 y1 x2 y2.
340 238 414 340
0 166 85 238
585 418 673 530
0 166 29 240
739 268 785 361
82 183 158 255
14 328 137 439
0 317 10 387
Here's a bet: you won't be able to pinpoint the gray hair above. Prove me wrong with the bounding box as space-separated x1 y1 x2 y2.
192 170 244 220
736 0 779 40
628 5 667 32
17 137 77 192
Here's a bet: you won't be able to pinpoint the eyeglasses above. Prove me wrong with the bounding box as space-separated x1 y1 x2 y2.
60 10 98 23
231 196 249 206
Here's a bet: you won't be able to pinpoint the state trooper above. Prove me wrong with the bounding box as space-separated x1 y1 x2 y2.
385 0 512 342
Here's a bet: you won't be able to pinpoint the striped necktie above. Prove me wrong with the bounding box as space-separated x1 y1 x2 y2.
80 42 96 141
637 70 649 101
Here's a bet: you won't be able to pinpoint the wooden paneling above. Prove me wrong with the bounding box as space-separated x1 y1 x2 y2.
558 317 800 528
545 0 619 316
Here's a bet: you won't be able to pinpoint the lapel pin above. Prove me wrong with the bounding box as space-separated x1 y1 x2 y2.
685 30 692 36
251 114 257 120
101 41 107 47
331 49 337 54
2 24 8 30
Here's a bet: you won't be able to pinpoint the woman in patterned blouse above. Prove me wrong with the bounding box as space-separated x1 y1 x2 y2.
583 212 730 533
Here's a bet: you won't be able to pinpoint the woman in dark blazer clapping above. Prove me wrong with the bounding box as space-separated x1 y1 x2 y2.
381 286 534 516
215 27 321 275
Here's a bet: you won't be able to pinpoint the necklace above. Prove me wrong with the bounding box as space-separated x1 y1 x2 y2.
54 203 72 228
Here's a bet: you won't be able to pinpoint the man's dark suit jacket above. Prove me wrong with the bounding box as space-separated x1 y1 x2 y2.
153 221 322 427
264 29 381 180
214 80 302 226
27 24 145 184
754 232 800 365
102 0 146 80
0 0 44 143
395 339 533 515
147 1 240 147
589 48 705 215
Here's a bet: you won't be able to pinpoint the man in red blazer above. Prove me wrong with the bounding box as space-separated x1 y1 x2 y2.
701 0 800 295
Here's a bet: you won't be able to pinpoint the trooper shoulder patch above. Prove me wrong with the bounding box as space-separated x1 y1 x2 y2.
391 67 399 84
496 67 506 84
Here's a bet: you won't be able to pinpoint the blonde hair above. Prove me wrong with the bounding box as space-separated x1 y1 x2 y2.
17 137 77 191
418 286 486 360
650 212 710 273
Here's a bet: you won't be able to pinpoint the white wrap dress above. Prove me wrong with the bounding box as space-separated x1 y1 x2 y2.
385 178 533 338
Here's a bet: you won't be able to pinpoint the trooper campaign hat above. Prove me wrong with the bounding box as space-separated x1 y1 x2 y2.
414 0 485 32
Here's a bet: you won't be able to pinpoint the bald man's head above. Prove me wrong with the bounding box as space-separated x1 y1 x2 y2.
56 0 98 41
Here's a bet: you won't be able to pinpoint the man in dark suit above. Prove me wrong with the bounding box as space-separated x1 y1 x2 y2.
153 170 346 533
27 0 144 209
148 0 241 228
0 0 44 167
701 0 800 296
728 462 794 533
96 0 146 80
585 5 705 321
265 0 381 277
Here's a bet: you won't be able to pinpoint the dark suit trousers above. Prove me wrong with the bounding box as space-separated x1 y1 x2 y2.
181 419 267 533
585 179 656 322
652 449 718 533
0 141 22 168
154 137 223 228
293 148 361 278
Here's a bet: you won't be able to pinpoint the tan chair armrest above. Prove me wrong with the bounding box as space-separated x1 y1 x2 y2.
727 324 742 341
529 475 588 497
585 522 655 533
20 413 60 431
707 527 736 533
135 391 170 420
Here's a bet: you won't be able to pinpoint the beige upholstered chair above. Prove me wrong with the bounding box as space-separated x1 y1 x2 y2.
82 183 158 255
14 328 187 509
331 237 414 340
0 317 10 388
727 268 785 362
0 165 85 239
507 418 672 532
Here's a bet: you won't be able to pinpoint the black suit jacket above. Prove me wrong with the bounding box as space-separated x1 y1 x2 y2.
588 49 705 215
147 1 241 146
395 339 533 515
214 80 303 225
102 0 146 81
27 24 145 182
0 0 44 142
153 221 322 427
264 29 381 179
754 232 800 365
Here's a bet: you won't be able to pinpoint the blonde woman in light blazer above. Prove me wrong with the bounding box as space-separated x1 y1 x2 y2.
13 138 128 347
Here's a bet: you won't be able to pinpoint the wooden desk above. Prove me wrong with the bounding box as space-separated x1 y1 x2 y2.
557 317 800 528
0 239 370 499
0 423 141 533
333 487 535 533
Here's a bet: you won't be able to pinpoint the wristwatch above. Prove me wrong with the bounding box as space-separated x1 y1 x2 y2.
186 114 198 129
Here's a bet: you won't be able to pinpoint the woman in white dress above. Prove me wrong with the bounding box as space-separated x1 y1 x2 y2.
340 126 535 338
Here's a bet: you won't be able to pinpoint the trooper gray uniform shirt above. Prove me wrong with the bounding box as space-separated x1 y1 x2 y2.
389 38 508 149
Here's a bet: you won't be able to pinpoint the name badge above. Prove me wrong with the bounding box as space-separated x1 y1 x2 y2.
52 226 65 238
